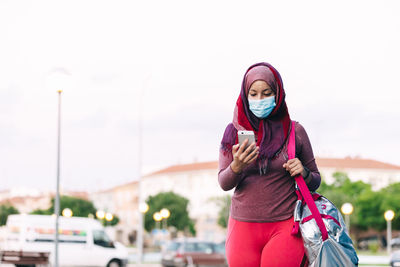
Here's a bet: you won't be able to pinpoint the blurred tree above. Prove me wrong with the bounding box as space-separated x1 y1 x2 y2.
99 215 120 227
210 195 231 228
31 195 96 218
379 182 400 230
144 191 195 235
0 205 19 226
318 172 372 229
318 172 400 232
355 189 386 231
31 208 51 215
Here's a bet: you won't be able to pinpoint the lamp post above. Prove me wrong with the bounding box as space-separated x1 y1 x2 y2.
55 85 62 267
385 210 395 255
160 208 170 230
137 75 150 264
153 212 163 229
105 213 114 226
139 203 149 214
47 68 71 267
138 202 149 261
341 203 354 235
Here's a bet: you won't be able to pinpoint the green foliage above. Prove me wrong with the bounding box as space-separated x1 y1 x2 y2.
210 195 231 229
318 172 400 232
31 208 51 215
31 195 97 218
144 191 195 235
355 190 386 231
380 182 400 229
368 241 379 253
0 205 19 226
99 215 120 227
318 172 371 228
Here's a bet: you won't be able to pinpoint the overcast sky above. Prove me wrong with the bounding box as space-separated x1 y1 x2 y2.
1 0 399 192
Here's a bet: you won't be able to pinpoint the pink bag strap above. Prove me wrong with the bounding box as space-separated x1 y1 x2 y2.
288 121 329 241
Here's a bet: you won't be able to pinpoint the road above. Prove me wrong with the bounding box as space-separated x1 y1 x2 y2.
0 253 391 267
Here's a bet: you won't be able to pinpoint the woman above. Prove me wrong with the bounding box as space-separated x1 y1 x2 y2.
219 62 321 267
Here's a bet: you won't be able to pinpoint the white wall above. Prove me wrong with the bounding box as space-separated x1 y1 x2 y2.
143 169 230 242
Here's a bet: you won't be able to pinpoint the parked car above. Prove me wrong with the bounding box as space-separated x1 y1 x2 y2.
390 249 400 267
357 235 385 250
161 238 227 267
3 214 128 267
392 238 400 248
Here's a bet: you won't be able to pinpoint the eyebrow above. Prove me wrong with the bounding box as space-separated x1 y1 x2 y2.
249 88 272 92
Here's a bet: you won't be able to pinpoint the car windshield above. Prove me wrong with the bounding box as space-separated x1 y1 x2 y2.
194 242 213 254
93 230 114 248
215 242 225 254
167 242 182 251
167 241 214 253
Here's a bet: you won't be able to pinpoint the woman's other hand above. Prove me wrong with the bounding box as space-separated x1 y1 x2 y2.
283 158 307 177
230 139 259 173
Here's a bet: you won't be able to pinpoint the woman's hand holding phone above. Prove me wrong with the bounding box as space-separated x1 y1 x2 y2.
230 139 259 174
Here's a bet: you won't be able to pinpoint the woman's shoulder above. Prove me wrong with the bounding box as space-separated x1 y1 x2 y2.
221 123 237 147
294 121 306 133
222 123 237 137
225 122 235 130
293 121 310 143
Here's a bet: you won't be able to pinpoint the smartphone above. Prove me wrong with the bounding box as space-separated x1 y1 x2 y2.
238 130 255 148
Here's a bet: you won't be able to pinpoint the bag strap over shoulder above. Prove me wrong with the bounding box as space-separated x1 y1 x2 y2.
288 121 329 241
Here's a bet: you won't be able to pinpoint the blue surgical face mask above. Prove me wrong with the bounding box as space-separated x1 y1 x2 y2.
248 96 276 119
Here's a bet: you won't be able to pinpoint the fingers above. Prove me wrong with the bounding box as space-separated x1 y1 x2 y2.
232 144 239 153
231 141 259 173
248 153 258 164
288 165 303 176
238 142 256 160
283 159 294 169
244 142 256 155
237 139 248 155
283 158 304 177
243 146 259 163
286 158 298 168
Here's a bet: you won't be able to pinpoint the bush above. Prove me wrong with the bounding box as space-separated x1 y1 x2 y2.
368 241 379 253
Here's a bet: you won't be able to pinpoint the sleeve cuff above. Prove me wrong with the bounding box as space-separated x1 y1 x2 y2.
229 164 242 176
303 166 312 184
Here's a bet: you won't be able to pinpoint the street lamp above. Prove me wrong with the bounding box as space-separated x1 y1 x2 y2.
137 202 149 265
137 75 150 265
105 212 114 226
62 208 73 218
96 210 105 220
139 203 149 214
105 212 114 222
385 210 395 255
153 212 163 229
47 68 71 267
160 208 170 230
341 203 354 234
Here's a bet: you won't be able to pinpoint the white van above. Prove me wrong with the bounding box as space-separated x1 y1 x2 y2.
3 214 128 267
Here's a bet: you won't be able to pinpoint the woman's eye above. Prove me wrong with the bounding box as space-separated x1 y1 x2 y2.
250 94 256 97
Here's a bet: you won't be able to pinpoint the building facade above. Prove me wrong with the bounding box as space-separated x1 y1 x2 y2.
89 182 139 244
89 157 400 245
142 162 227 242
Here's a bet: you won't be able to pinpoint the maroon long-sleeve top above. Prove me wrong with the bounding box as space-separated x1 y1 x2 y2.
218 122 321 222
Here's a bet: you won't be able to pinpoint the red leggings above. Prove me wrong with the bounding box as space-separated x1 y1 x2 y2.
225 217 307 267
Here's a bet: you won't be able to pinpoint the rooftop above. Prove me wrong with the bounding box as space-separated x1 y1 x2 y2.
145 157 400 177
